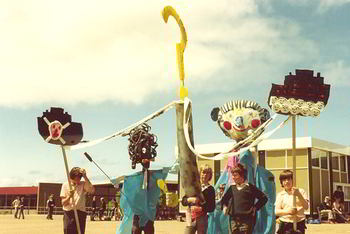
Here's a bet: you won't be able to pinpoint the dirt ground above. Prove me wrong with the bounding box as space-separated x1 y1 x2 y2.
1 214 350 234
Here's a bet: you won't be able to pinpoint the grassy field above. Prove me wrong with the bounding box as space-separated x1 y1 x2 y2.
1 214 350 234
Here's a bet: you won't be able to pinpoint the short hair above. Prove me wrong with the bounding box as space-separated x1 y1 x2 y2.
200 164 213 181
279 170 293 187
69 167 82 179
231 163 246 179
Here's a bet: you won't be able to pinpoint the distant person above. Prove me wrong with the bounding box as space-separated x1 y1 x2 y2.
91 196 97 221
319 196 335 223
275 170 309 234
12 196 20 219
60 167 95 234
221 163 267 234
46 194 56 220
18 197 25 219
99 197 106 220
333 196 349 223
182 164 215 234
333 186 345 204
109 198 117 219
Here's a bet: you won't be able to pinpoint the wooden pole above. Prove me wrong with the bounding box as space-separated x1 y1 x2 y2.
175 102 203 201
292 115 297 231
61 146 82 234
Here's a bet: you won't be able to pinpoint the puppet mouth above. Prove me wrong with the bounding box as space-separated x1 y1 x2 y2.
232 125 247 132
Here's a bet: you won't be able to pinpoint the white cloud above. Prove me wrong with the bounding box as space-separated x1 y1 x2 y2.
318 0 350 12
0 177 35 187
321 60 350 87
284 0 350 12
0 0 319 107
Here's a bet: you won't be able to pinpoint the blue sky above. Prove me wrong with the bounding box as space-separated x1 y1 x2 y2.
0 0 349 186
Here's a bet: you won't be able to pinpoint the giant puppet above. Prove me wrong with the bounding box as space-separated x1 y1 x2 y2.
37 107 84 234
268 69 330 233
209 100 276 234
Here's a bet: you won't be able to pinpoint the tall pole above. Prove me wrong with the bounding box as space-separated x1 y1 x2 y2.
292 115 297 231
61 146 81 234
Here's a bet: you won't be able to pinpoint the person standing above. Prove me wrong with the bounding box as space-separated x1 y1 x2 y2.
18 197 25 219
183 164 216 234
12 196 20 219
99 197 106 220
221 163 267 234
91 196 97 221
275 170 309 234
60 167 95 234
46 194 56 220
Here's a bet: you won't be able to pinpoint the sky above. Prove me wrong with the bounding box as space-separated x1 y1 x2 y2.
0 0 349 187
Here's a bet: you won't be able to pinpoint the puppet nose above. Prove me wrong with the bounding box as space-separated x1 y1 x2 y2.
234 116 244 128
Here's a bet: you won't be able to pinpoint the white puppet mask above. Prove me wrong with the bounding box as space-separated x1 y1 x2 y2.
211 100 270 142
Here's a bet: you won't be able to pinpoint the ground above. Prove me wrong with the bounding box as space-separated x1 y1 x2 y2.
1 214 350 234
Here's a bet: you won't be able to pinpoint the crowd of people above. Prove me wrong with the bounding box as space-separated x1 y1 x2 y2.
10 165 350 234
318 186 350 224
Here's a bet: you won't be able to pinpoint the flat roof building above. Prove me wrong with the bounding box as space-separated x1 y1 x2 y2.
180 137 350 216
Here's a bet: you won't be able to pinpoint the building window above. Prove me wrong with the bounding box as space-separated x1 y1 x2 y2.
312 149 320 167
332 154 339 171
340 155 346 172
320 151 328 169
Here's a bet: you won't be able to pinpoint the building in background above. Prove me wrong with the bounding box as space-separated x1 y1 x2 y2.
0 186 37 209
181 137 350 216
0 178 177 214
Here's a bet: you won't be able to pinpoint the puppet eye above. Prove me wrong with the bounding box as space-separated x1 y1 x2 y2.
251 119 260 128
223 121 232 130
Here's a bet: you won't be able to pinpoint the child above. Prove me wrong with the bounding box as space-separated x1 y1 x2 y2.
275 170 309 234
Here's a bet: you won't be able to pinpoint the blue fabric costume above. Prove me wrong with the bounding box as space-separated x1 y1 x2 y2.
208 150 276 234
116 167 170 234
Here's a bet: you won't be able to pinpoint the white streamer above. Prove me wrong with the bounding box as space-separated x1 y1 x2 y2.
68 100 181 150
183 98 291 161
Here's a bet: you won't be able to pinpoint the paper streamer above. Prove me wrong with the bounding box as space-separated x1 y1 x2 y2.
183 98 290 161
68 101 181 150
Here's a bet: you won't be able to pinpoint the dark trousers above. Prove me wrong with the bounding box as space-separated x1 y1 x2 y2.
277 220 306 234
18 207 25 219
230 215 254 234
63 210 87 234
14 207 19 218
132 215 154 234
47 207 54 219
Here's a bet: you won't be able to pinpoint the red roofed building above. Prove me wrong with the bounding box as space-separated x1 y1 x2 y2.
0 186 38 209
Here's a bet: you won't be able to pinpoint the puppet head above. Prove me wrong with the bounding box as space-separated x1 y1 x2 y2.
211 100 270 142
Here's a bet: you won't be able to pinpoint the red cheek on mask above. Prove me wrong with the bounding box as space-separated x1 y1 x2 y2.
251 119 260 128
223 121 232 130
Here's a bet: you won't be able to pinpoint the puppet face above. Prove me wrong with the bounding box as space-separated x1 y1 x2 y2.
220 108 260 140
49 121 63 140
211 100 270 142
